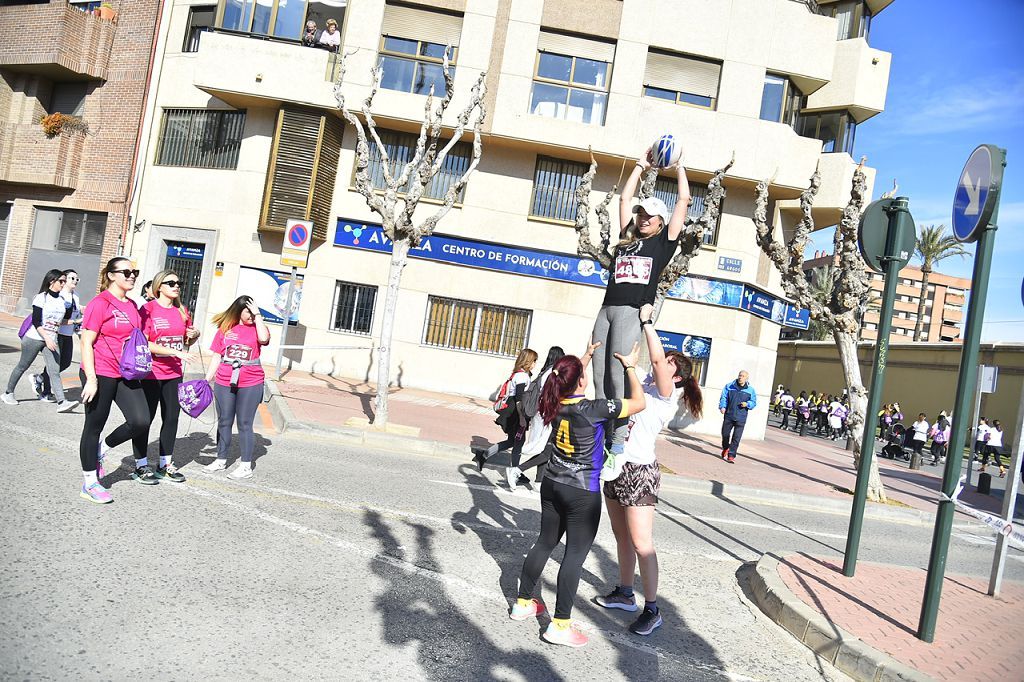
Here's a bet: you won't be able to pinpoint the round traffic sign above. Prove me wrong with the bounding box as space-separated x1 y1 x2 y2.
287 223 309 247
952 144 1004 243
858 198 916 274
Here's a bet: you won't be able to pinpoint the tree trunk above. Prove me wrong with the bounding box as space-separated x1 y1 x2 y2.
373 238 411 426
913 266 930 341
835 329 888 503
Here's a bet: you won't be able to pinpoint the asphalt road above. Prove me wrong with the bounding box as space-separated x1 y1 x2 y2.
0 347 1020 681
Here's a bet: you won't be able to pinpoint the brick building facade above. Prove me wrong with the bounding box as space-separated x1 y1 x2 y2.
0 0 158 308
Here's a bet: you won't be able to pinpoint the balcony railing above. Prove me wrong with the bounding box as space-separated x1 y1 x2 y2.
0 1 116 80
0 122 85 190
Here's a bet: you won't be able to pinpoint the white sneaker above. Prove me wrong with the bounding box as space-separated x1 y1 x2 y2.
56 400 78 413
203 459 228 473
228 464 253 480
1 393 16 405
506 466 522 493
40 394 57 403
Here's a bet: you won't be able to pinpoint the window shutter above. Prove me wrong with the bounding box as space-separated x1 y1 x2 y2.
382 3 463 46
644 50 721 99
538 30 615 63
262 106 342 240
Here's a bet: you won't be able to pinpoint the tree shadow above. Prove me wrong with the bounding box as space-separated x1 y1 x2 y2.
306 370 375 421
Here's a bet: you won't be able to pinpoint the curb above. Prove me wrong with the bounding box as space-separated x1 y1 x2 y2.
749 554 934 682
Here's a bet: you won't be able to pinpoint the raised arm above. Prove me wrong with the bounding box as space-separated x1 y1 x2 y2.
665 160 692 241
581 340 600 370
613 342 646 417
639 303 675 399
618 148 652 236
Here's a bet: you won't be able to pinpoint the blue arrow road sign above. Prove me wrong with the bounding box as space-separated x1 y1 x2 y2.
952 145 998 243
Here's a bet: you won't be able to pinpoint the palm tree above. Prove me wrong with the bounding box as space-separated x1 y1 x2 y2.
913 225 967 341
807 266 835 341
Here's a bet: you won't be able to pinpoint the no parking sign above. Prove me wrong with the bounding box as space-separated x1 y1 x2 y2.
281 219 313 268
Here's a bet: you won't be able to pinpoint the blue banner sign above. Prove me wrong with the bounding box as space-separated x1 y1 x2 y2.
657 329 712 360
717 256 742 273
167 243 204 260
333 219 808 328
237 266 303 325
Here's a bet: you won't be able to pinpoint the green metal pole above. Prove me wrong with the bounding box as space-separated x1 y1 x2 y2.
918 163 1003 641
843 197 911 577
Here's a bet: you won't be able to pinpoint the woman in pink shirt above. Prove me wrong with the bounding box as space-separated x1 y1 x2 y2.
203 295 270 479
78 258 151 504
126 269 200 483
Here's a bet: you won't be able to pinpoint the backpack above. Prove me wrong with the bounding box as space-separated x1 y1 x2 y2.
17 315 32 338
119 327 153 380
178 379 213 418
492 372 516 413
520 375 544 419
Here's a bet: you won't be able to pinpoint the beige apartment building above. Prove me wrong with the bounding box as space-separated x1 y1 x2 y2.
126 0 893 439
803 252 970 343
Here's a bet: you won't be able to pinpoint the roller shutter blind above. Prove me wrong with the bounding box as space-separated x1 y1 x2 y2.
382 3 463 46
644 50 721 99
538 30 615 63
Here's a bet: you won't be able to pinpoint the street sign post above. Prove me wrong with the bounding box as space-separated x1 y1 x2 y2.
919 145 1007 642
989 379 1024 597
844 196 915 577
276 220 313 379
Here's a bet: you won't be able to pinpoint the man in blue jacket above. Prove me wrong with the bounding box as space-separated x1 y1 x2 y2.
719 370 757 463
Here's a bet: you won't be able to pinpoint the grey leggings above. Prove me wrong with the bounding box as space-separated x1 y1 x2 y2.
214 383 262 463
6 336 65 402
591 304 641 447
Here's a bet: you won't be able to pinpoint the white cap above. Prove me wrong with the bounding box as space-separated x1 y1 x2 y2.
632 196 669 225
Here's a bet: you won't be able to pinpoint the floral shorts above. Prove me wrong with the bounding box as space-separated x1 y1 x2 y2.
603 461 661 507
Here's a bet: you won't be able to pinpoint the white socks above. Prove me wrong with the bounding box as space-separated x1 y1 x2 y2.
83 471 98 486
160 455 171 468
486 444 500 457
135 457 147 470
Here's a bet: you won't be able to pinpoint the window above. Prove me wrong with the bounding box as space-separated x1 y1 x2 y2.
423 296 531 357
378 3 462 97
824 0 872 40
759 74 803 126
797 111 856 154
530 31 614 125
183 5 215 52
70 1 102 11
156 108 246 169
31 208 106 255
218 0 343 40
365 129 470 202
653 177 723 245
330 281 377 334
530 156 589 222
49 82 88 117
643 49 721 110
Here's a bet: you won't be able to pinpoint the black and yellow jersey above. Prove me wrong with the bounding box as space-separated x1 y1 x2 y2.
544 396 627 493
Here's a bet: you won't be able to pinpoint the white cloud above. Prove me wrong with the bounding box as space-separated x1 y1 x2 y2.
882 74 1024 137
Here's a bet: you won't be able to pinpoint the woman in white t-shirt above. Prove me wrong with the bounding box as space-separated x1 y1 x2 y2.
980 419 1006 477
2 269 78 411
594 303 703 636
35 268 82 400
910 413 930 460
508 345 565 490
474 348 537 485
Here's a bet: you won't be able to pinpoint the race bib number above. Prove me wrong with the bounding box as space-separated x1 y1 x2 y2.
43 319 61 333
613 255 653 285
156 335 184 352
224 344 254 362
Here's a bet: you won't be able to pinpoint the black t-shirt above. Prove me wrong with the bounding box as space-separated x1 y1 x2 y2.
544 397 626 493
601 227 677 308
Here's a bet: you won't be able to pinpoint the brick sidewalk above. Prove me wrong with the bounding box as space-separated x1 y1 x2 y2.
777 554 1022 681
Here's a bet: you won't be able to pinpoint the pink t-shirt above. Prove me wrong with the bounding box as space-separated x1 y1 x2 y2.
81 290 143 379
141 300 191 380
210 323 267 388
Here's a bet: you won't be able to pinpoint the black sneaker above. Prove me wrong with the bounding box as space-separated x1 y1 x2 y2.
629 607 663 636
595 587 638 612
472 449 486 472
154 465 186 483
131 465 160 485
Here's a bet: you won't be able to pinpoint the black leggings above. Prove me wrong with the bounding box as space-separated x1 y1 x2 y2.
982 445 1005 469
518 451 549 482
79 375 150 471
214 383 262 462
141 377 182 458
517 478 602 620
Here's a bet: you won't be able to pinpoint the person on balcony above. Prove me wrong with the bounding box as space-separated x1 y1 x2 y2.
317 18 340 52
301 20 320 47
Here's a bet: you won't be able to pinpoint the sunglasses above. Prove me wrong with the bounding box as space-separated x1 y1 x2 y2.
113 269 140 279
162 280 181 288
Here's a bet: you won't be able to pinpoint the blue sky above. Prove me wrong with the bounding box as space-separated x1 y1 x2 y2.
804 0 1024 342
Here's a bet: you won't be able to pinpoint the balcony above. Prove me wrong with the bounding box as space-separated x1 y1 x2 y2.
0 122 85 189
804 38 890 123
0 1 115 81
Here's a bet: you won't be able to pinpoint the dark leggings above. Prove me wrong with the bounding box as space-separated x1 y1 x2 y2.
518 451 549 482
141 377 182 457
79 375 150 470
982 445 1005 469
517 478 602 620
41 334 74 396
214 383 262 462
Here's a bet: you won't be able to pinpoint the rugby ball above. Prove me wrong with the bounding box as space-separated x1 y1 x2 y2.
651 134 681 168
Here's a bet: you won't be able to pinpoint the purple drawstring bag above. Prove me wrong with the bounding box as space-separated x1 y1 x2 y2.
178 379 213 418
119 328 153 380
18 315 32 338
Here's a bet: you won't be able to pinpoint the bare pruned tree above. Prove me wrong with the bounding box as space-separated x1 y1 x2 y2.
753 160 889 503
334 49 487 426
573 152 736 316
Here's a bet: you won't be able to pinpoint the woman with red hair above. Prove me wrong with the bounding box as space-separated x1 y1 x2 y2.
509 341 647 648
